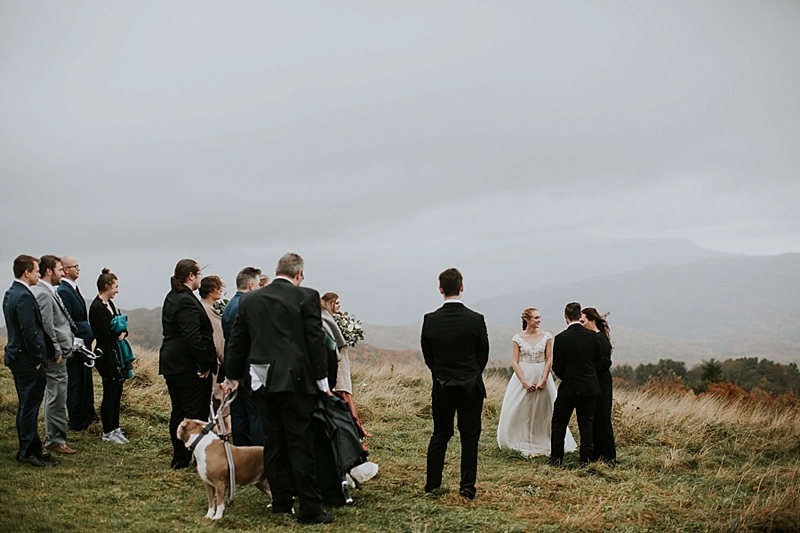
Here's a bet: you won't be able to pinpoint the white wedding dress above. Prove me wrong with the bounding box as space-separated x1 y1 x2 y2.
497 332 577 457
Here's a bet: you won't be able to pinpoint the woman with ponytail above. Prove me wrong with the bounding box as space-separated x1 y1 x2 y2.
580 307 616 466
497 307 577 457
158 259 218 469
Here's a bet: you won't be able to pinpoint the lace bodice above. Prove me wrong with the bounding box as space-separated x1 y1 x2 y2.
513 332 552 364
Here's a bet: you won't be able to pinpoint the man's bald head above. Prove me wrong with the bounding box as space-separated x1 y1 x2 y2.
60 256 80 282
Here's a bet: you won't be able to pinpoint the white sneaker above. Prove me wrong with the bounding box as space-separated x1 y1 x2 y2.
350 461 378 483
102 431 124 444
113 428 129 443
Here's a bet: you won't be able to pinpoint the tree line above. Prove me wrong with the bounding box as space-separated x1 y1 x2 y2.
612 357 800 395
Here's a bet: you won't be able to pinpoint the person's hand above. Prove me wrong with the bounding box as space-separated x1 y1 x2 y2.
536 381 546 390
197 370 210 379
117 333 125 341
324 389 334 397
55 354 62 364
227 379 239 393
35 363 41 370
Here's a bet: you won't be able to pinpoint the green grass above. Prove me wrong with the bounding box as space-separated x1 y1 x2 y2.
1 346 798 532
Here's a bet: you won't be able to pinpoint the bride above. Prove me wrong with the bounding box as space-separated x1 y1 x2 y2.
497 307 577 457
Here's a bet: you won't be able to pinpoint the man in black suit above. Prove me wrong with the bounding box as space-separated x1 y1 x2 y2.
2 255 54 467
548 302 603 466
57 256 98 431
421 268 489 500
226 253 333 524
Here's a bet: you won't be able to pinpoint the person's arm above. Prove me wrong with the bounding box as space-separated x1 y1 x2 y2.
538 337 554 389
552 335 564 379
33 289 61 362
17 294 48 367
302 290 330 393
421 316 433 371
225 300 250 386
175 296 213 374
510 340 532 391
599 335 612 371
593 335 605 372
476 317 490 373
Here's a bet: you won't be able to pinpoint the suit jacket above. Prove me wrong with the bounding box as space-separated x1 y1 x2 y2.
552 323 603 397
89 296 123 380
420 301 490 397
226 279 327 395
159 288 218 376
3 281 49 368
30 281 74 359
57 281 94 344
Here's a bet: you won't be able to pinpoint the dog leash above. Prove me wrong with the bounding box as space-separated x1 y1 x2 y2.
209 391 238 505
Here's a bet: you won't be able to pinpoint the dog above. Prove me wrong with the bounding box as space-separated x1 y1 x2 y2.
177 418 271 520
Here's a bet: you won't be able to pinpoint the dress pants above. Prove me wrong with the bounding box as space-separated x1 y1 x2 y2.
67 352 97 430
253 389 323 518
8 356 47 459
44 357 69 448
100 378 124 434
550 393 597 465
229 372 263 446
165 372 212 468
425 382 484 497
592 373 616 463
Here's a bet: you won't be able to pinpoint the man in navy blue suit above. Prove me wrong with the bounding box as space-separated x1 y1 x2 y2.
3 255 54 467
57 256 98 431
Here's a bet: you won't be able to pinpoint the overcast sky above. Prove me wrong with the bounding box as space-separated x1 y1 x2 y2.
1 1 799 323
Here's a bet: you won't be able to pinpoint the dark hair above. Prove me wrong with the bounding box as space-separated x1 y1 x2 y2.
235 267 262 290
276 253 304 278
565 302 582 321
38 254 61 277
438 268 463 297
321 292 339 313
521 307 539 330
13 255 38 279
582 307 611 339
171 259 200 292
199 275 224 299
97 268 118 293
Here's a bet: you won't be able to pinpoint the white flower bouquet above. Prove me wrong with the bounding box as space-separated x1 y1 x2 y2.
333 311 364 347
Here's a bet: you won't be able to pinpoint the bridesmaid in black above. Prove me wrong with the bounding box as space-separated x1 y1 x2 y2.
580 307 616 466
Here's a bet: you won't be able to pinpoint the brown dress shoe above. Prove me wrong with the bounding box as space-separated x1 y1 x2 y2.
46 444 77 455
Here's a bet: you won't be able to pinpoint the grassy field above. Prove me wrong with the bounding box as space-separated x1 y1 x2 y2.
1 345 798 533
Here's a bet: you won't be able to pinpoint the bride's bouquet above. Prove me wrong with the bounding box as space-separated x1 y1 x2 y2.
333 311 364 348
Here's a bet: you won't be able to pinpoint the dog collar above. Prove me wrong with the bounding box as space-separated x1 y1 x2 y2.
187 421 216 453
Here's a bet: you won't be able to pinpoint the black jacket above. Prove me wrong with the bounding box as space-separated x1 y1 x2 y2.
57 281 94 345
226 279 327 394
552 323 603 397
420 301 490 397
89 296 123 380
3 281 49 368
158 288 217 376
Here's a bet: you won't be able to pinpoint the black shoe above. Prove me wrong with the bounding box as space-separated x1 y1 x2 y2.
18 454 54 467
41 451 52 461
297 511 334 524
546 457 562 467
272 503 294 514
459 489 476 501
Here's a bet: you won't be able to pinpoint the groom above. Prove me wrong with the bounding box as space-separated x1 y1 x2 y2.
421 268 489 500
548 302 603 466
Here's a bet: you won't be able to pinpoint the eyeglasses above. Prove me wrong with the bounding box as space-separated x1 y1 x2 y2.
65 264 79 270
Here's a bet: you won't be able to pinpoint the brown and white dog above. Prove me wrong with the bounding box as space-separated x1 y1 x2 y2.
177 418 270 520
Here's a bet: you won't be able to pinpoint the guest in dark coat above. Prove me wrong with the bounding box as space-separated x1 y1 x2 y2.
88 269 129 444
3 255 51 466
581 307 616 466
159 259 217 469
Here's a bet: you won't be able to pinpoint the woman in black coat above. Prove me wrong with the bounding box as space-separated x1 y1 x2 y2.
88 268 128 444
580 307 617 466
159 259 218 469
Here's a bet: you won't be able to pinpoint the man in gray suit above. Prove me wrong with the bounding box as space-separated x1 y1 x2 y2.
30 255 77 455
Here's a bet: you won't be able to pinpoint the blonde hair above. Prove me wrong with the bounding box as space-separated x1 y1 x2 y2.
521 307 539 330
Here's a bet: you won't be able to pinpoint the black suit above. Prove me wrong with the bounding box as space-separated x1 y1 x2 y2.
227 278 328 519
158 288 218 468
592 333 616 463
420 301 489 498
57 281 98 430
3 281 49 459
550 323 603 465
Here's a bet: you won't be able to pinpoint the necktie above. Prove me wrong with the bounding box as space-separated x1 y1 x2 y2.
54 290 78 332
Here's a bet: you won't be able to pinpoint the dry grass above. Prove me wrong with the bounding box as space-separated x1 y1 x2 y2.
1 341 799 532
